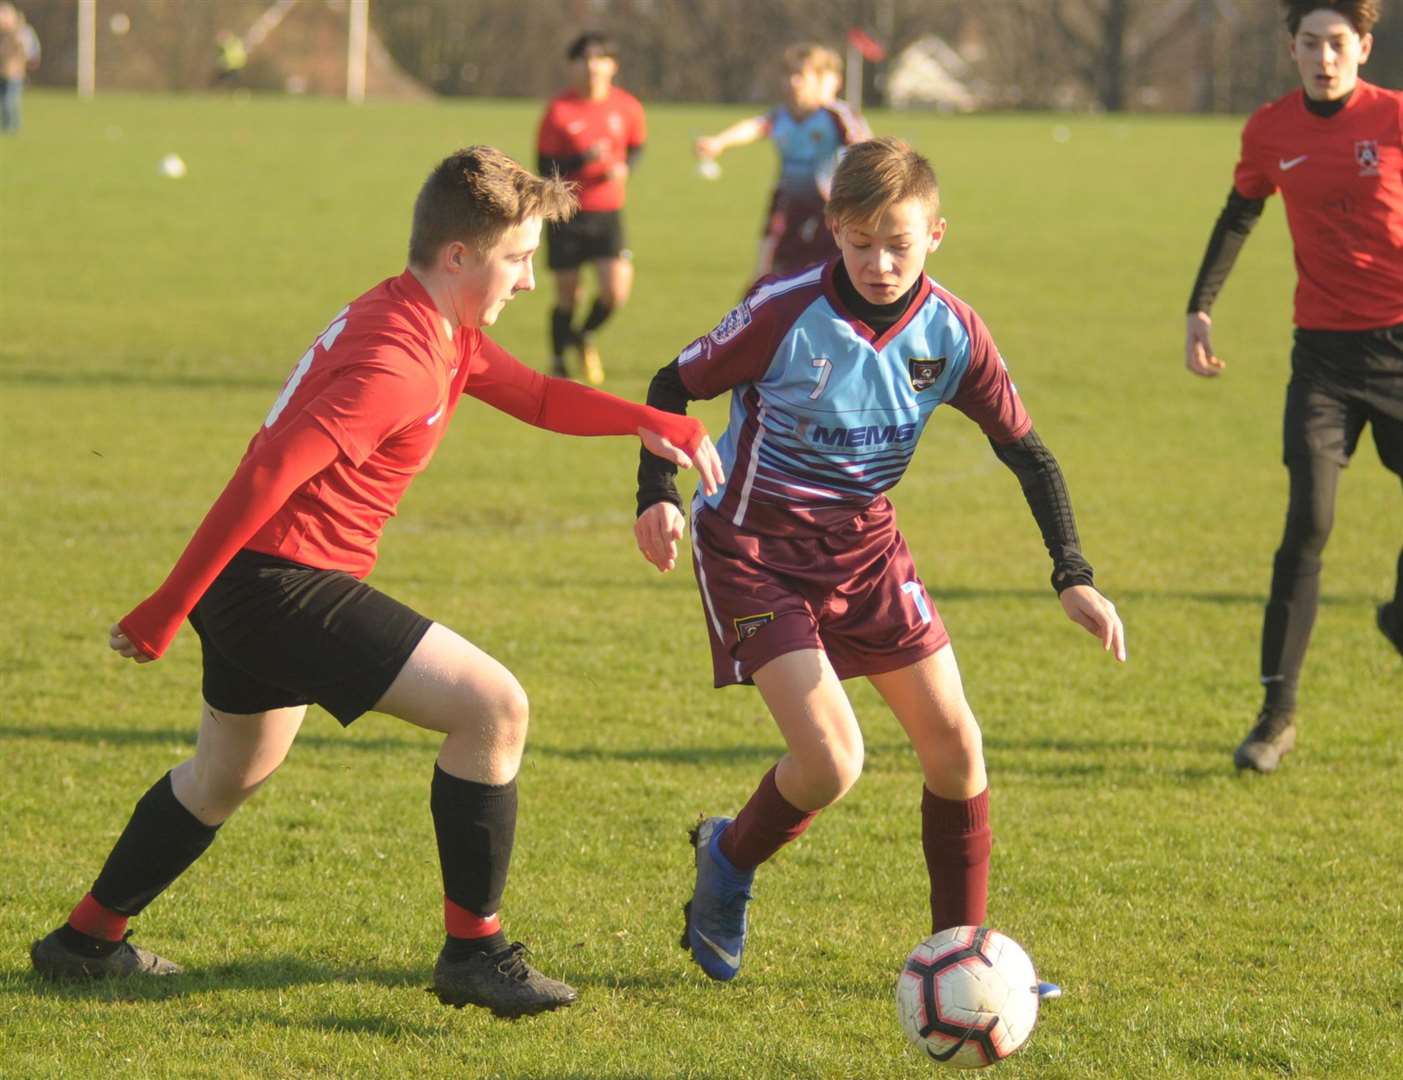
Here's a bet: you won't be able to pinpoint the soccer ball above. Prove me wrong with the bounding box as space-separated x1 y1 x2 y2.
895 926 1040 1069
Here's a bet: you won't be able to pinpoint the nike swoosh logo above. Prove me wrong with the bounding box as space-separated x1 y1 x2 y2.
693 930 741 969
426 404 445 426
1279 155 1308 171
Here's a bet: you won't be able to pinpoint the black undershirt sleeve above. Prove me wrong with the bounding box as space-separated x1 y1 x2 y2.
991 429 1096 594
626 143 644 171
636 360 694 516
1186 188 1266 315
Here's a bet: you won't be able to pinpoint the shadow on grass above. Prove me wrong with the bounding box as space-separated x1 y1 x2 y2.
0 723 429 754
983 734 1231 783
933 585 1377 608
0 722 789 766
0 367 273 392
7 954 426 1004
0 723 1239 782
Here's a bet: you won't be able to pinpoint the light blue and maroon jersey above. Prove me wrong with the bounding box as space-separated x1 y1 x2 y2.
762 102 870 197
676 260 1030 536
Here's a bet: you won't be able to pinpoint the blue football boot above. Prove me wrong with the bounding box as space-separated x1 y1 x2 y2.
680 816 754 981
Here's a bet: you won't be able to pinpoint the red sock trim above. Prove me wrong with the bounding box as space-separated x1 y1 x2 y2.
68 892 129 942
444 896 501 939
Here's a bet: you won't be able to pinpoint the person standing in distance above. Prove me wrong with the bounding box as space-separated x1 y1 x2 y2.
0 2 39 134
29 146 723 1018
694 44 871 288
635 137 1124 984
1184 0 1403 774
537 32 646 386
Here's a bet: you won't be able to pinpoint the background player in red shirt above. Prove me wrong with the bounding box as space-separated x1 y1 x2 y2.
28 145 723 1018
537 32 646 386
694 44 870 288
1185 0 1403 774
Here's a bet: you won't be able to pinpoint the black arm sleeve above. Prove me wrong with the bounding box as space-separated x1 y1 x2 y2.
991 429 1096 594
626 143 644 170
538 151 589 178
1186 188 1266 315
636 360 696 516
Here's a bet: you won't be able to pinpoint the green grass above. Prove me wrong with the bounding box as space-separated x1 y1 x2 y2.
2 90 1401 1078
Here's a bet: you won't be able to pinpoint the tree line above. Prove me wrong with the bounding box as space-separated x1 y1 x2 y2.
19 0 1403 109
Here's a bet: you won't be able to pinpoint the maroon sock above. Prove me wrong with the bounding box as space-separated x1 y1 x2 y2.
718 766 818 872
921 787 991 932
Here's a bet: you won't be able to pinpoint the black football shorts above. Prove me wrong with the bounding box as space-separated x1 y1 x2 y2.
1284 324 1403 472
546 209 628 270
188 551 432 725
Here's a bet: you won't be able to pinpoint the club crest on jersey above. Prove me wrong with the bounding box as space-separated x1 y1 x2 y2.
908 357 946 391
709 302 752 346
1356 140 1381 177
734 612 775 641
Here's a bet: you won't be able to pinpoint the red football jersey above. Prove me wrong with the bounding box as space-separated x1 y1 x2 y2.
241 271 472 574
1233 80 1403 330
536 86 646 212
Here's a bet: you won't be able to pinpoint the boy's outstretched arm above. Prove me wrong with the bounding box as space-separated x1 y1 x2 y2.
695 116 768 161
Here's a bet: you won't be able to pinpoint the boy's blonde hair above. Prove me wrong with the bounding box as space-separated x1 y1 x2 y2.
826 137 940 229
409 145 577 267
782 43 842 78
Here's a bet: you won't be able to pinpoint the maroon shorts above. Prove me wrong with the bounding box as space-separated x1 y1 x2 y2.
690 502 949 688
763 189 838 277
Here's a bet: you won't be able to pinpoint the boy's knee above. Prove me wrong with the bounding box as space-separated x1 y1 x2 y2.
803 746 864 807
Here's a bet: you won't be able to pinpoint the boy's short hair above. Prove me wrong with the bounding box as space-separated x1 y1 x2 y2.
568 31 618 61
408 146 577 267
826 137 939 230
1281 1 1380 35
782 43 842 77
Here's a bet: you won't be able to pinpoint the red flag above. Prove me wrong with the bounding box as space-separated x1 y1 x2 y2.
846 27 886 63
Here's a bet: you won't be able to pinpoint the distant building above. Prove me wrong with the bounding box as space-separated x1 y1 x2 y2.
885 35 982 112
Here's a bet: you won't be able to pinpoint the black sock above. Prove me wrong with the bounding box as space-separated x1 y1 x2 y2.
56 925 121 957
441 930 509 962
580 298 613 336
430 765 517 925
550 308 575 362
90 772 221 916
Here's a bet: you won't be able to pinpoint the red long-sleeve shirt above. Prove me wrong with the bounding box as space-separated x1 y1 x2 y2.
119 270 702 659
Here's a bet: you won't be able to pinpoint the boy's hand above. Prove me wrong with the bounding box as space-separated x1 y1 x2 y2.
1058 586 1127 662
638 428 724 496
1185 312 1225 377
109 624 154 663
694 135 722 160
635 502 687 573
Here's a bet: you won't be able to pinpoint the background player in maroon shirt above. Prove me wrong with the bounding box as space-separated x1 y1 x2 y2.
28 146 723 1018
537 32 646 386
1185 0 1403 773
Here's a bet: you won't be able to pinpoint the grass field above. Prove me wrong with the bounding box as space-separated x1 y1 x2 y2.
1 90 1400 1079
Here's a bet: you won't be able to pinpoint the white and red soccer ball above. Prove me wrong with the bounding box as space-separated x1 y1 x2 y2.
895 926 1041 1069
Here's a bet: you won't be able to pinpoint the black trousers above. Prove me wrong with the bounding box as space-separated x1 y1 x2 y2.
1260 324 1403 710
